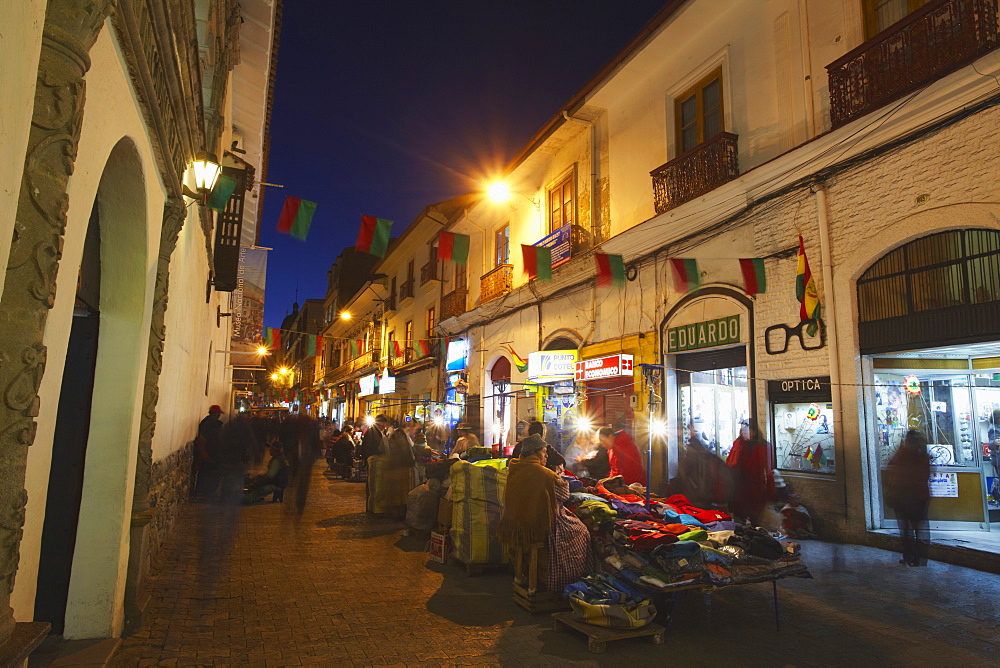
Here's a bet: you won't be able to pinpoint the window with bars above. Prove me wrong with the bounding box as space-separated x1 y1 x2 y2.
857 229 1000 323
675 69 724 155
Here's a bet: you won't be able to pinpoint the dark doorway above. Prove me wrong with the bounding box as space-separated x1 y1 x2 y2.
34 203 101 634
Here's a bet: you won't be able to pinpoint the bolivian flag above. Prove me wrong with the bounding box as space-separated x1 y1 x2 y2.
796 235 821 333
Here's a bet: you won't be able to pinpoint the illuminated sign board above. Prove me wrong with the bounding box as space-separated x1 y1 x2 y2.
527 350 578 382
359 374 377 397
574 354 634 381
446 339 468 372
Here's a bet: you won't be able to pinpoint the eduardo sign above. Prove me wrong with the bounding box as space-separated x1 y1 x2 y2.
667 315 740 353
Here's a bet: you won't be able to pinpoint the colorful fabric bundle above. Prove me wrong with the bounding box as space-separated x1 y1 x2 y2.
450 460 508 566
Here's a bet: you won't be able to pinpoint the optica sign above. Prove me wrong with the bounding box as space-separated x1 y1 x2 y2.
575 354 634 381
527 350 578 382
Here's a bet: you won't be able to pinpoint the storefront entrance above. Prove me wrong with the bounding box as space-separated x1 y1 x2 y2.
857 229 1000 532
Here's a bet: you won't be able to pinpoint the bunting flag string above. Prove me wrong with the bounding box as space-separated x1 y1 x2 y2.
276 196 318 241
356 215 393 257
438 232 470 264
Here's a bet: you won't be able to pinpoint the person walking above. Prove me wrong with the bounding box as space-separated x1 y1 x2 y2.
886 429 931 567
726 419 775 525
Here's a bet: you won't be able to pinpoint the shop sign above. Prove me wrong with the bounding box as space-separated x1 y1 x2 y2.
534 223 572 270
446 339 469 372
358 374 377 397
928 472 958 497
528 350 578 382
575 354 634 381
767 376 832 402
667 316 740 352
379 369 396 394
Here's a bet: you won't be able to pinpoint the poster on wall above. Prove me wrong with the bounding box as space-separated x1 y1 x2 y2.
230 246 268 365
928 472 958 498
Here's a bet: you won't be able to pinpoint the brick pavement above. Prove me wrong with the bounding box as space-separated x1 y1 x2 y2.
112 464 1000 667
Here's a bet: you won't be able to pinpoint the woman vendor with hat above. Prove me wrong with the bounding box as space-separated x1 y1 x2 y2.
497 433 591 592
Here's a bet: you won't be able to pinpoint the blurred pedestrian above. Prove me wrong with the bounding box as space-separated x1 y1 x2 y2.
886 429 931 567
726 419 774 525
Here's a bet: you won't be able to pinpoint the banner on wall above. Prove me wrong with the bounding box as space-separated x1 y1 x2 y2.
230 247 268 365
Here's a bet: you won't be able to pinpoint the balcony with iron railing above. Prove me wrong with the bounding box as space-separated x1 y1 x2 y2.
440 288 468 320
650 132 739 214
481 264 513 303
420 261 438 285
399 279 414 302
827 0 999 129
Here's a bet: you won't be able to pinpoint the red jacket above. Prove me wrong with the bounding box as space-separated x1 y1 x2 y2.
609 430 646 486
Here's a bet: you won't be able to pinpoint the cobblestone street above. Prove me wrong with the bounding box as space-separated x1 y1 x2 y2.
111 466 1000 667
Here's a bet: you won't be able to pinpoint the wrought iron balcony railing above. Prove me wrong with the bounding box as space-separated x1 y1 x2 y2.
440 288 468 320
420 260 438 285
650 132 739 214
827 0 999 129
481 264 513 303
399 279 414 302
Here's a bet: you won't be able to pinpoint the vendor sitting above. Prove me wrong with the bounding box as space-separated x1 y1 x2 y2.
497 433 590 593
243 444 289 504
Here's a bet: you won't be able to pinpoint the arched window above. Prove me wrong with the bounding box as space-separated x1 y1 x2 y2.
857 229 1000 352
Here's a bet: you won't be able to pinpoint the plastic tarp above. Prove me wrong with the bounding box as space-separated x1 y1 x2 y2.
449 460 508 565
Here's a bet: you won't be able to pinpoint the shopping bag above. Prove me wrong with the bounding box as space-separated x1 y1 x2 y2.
567 591 657 629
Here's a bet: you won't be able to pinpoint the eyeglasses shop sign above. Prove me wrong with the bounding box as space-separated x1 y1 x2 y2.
667 315 740 353
527 350 578 382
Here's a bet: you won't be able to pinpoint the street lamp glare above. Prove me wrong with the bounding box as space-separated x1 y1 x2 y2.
486 181 511 202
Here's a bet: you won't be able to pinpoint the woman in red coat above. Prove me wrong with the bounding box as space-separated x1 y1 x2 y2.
726 420 774 525
605 428 646 486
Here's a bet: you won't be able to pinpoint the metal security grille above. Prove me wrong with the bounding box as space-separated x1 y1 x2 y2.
857 229 1000 353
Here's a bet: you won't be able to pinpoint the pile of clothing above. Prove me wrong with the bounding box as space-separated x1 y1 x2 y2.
565 475 809 593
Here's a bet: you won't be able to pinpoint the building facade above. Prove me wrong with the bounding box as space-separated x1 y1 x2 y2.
430 0 1000 564
0 0 278 654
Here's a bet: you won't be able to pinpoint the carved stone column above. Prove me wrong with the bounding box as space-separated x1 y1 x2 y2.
122 200 184 635
131 200 186 515
0 0 114 646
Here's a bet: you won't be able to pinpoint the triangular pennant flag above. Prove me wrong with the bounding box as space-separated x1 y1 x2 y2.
796 235 821 334
277 196 318 241
670 258 700 293
207 174 238 212
357 215 393 257
595 253 626 288
438 232 471 264
738 258 767 296
521 244 552 281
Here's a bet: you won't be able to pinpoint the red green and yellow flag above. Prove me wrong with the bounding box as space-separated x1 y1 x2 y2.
438 232 470 264
521 244 552 281
276 196 318 241
505 345 529 373
739 258 767 296
306 335 323 357
264 327 281 349
356 215 392 257
670 258 700 293
796 235 821 329
595 253 626 288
